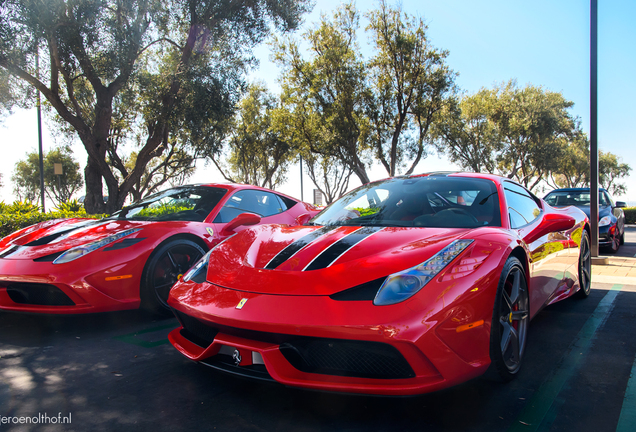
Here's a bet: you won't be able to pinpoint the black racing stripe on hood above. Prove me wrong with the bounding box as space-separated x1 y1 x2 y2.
304 226 384 271
265 226 337 270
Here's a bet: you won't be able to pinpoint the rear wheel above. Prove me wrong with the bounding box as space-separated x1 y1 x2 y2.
619 229 625 245
489 256 529 381
605 229 620 253
141 238 205 316
576 231 592 299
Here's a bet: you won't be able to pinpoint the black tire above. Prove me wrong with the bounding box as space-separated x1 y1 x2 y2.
576 230 592 299
140 238 206 316
488 256 529 381
619 229 625 246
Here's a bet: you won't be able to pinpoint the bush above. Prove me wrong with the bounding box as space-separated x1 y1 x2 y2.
623 207 636 224
55 199 84 213
0 200 107 239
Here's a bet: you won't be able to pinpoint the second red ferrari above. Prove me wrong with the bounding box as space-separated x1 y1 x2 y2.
0 183 317 315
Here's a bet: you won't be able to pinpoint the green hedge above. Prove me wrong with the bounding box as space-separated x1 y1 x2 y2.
0 201 107 239
623 207 636 224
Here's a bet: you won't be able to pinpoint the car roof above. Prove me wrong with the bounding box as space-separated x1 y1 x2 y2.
180 182 300 202
545 187 608 194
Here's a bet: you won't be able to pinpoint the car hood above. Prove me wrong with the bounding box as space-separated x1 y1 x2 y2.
204 224 482 296
0 218 147 260
564 205 612 220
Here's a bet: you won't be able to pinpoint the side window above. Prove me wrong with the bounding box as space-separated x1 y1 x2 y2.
601 192 612 207
214 190 284 223
275 194 298 212
504 182 542 228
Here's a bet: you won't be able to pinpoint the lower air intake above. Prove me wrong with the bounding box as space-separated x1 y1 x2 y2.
173 310 218 348
6 283 75 306
280 338 415 380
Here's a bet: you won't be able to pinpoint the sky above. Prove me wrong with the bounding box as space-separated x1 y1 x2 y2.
0 0 634 206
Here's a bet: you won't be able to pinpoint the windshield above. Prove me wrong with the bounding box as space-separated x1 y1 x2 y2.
544 190 610 207
310 176 501 228
107 186 227 222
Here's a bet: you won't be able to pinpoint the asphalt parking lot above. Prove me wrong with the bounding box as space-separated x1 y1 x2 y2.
1 233 636 431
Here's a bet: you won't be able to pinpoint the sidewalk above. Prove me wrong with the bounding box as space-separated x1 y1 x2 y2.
592 257 636 286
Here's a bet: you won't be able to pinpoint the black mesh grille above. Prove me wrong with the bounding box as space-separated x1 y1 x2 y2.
5 283 75 306
280 338 415 379
173 310 219 348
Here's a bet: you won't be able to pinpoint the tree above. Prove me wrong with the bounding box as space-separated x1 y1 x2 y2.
123 147 196 203
491 81 575 190
302 152 352 205
432 92 502 173
12 145 83 204
273 3 373 185
0 0 311 214
546 131 590 189
434 81 578 192
211 83 294 190
366 1 456 176
599 151 631 196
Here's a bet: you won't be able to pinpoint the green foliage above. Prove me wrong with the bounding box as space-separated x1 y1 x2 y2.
435 80 579 193
548 131 590 189
212 83 294 189
0 201 106 239
622 208 636 225
12 145 83 205
55 199 83 212
366 1 456 176
599 151 631 196
0 0 312 214
135 202 194 218
350 207 380 217
4 200 41 214
273 2 373 185
273 1 455 187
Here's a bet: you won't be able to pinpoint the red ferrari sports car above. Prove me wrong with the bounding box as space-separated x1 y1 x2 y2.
0 184 317 315
167 172 590 396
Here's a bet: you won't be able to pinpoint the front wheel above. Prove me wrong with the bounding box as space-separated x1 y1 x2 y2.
488 256 529 381
141 238 205 316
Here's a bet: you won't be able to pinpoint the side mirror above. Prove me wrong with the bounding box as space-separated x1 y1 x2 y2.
616 201 627 208
295 213 313 225
220 212 261 236
524 212 576 244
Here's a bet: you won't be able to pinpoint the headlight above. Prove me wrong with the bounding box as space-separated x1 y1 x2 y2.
599 216 612 227
373 239 474 306
53 228 142 264
182 249 212 283
181 234 236 283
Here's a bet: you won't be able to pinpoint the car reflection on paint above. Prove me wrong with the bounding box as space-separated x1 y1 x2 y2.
544 187 626 253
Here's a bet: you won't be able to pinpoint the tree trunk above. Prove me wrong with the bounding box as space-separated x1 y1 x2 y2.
83 158 107 214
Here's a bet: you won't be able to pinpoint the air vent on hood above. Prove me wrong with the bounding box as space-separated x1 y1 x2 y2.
25 229 77 246
329 277 387 301
33 251 66 262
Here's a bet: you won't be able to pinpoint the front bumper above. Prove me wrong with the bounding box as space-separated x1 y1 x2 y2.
167 275 500 396
0 257 142 314
598 224 617 247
